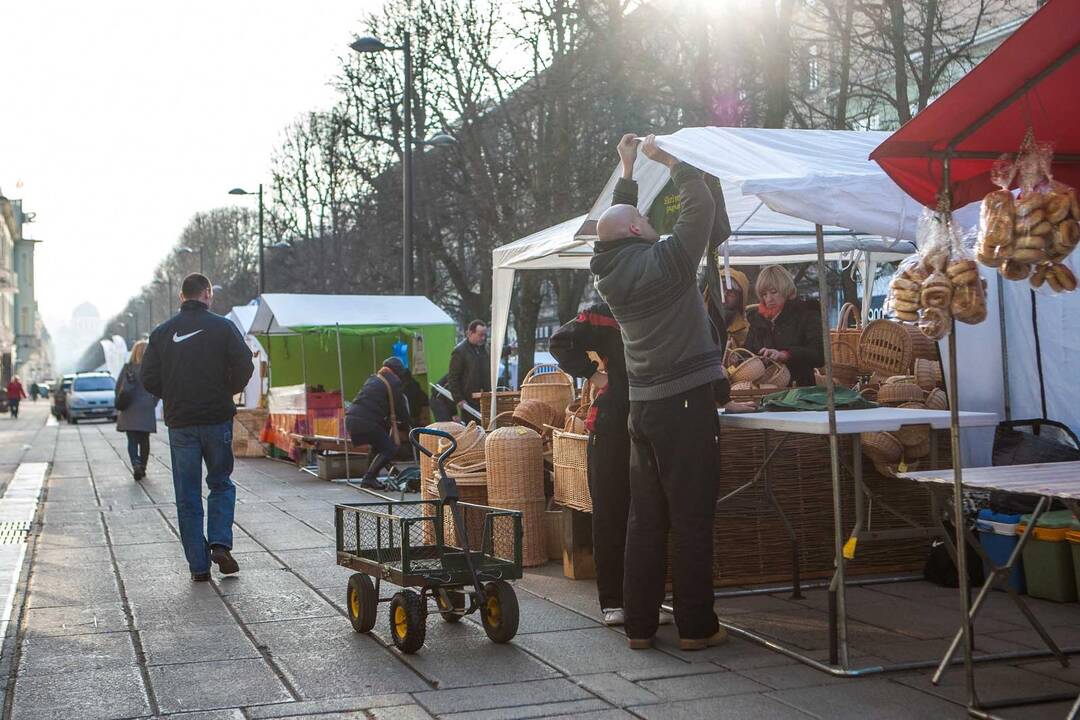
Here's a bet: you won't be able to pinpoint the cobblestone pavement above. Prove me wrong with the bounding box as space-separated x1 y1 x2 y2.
1 402 1078 719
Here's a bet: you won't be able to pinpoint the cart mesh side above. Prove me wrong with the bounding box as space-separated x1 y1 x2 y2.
335 500 523 583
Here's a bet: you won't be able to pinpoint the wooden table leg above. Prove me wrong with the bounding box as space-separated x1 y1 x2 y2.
562 507 595 580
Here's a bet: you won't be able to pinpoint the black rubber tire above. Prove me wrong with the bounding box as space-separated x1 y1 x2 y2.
389 590 427 653
345 574 377 634
480 580 519 644
436 589 467 623
69 417 78 425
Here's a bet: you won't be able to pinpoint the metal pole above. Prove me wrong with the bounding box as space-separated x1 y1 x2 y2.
402 30 414 296
199 246 205 275
258 183 265 294
815 223 848 668
997 274 1011 421
336 324 350 481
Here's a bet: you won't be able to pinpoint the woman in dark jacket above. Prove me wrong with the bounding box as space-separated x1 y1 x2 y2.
345 357 410 490
116 340 159 480
744 265 825 388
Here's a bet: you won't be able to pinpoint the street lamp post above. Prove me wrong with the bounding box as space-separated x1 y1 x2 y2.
178 246 205 274
229 184 265 294
350 34 456 295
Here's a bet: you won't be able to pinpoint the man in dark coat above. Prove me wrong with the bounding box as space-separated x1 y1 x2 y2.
142 273 254 581
346 357 410 490
432 320 490 421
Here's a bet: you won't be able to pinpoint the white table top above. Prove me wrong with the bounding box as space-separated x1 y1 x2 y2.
904 462 1080 501
717 407 999 435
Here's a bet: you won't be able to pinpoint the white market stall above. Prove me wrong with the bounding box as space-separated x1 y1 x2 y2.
226 304 267 409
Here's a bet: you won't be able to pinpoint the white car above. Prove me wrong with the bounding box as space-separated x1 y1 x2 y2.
67 372 117 424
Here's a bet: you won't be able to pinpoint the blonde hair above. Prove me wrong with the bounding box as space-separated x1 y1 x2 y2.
130 340 149 365
755 265 797 301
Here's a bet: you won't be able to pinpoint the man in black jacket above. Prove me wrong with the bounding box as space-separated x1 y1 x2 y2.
432 320 490 421
345 357 410 490
142 274 254 581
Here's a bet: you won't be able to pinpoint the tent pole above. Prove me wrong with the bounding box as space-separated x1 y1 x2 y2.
861 253 875 326
300 333 308 392
815 223 848 669
336 324 350 481
997 274 1011 421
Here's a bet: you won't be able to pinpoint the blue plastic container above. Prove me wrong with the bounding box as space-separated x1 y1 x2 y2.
976 509 1025 593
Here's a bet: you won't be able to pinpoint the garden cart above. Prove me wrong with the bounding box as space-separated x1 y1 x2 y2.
335 427 523 653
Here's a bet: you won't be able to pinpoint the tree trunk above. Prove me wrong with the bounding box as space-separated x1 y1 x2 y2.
513 273 544 383
886 0 912 124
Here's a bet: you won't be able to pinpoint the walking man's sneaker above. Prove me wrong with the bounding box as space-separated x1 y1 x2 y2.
191 571 211 582
133 464 145 481
210 545 240 575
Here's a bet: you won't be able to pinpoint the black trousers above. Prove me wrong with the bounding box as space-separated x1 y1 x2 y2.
587 423 630 610
349 427 398 481
624 383 720 640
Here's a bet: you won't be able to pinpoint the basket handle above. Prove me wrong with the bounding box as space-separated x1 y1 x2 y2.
409 427 458 475
725 347 755 366
520 366 539 386
836 302 861 331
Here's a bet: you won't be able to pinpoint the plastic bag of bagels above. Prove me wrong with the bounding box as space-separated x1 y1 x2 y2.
887 255 924 324
948 232 988 325
976 155 1017 268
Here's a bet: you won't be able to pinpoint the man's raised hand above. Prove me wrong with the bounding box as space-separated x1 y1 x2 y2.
641 134 677 168
618 133 638 178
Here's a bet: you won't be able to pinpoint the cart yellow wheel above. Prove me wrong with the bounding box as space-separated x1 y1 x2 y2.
436 589 467 623
389 590 426 654
346 574 377 634
480 580 519 644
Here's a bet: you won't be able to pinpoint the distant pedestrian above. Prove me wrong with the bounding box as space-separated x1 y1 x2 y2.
345 357 411 490
141 273 254 582
116 340 159 481
6 377 26 419
431 320 490 422
29 383 39 402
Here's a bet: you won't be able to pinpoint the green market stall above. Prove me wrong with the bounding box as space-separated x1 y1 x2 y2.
249 293 457 465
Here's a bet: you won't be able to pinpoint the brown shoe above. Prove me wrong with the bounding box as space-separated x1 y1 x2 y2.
628 637 654 650
679 628 728 651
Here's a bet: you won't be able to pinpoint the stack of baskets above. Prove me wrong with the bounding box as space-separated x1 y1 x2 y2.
860 375 940 475
420 422 488 546
486 426 548 567
830 302 865 386
475 391 521 428
727 348 792 398
552 379 593 513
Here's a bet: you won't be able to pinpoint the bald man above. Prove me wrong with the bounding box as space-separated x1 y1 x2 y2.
591 134 727 652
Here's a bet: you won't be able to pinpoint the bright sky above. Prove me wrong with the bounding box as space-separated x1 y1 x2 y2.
0 0 378 336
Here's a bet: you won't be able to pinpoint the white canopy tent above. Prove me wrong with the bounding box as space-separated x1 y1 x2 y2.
250 293 454 335
227 304 267 408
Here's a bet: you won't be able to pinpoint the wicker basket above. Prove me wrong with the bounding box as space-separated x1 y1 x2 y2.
520 368 575 422
877 382 926 406
418 421 467 488
760 358 792 388
815 364 860 388
861 431 904 463
552 418 591 513
475 390 520 425
894 402 930 447
903 436 931 459
232 408 268 458
438 422 486 468
859 319 937 376
422 471 487 548
860 385 879 402
726 348 767 384
926 387 949 410
914 358 944 391
883 375 917 385
485 426 547 566
511 399 558 436
833 302 864 371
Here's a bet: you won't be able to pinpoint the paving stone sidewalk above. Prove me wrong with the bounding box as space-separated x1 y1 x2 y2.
1 402 1078 719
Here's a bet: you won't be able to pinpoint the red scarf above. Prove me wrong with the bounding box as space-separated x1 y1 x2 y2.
757 302 784 320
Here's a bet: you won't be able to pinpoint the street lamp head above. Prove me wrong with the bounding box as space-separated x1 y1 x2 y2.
350 36 388 53
177 246 194 254
424 133 457 147
211 284 223 292
228 188 251 196
268 241 291 250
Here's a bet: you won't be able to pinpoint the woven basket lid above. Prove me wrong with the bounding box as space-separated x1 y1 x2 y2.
511 399 557 434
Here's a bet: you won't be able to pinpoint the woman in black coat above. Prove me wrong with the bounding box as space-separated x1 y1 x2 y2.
744 265 824 388
116 340 159 480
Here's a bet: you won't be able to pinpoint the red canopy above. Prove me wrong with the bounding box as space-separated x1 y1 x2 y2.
871 0 1080 210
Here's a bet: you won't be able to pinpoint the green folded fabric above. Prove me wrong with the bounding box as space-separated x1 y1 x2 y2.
759 386 877 411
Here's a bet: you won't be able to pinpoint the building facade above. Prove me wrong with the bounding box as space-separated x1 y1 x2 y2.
0 194 52 383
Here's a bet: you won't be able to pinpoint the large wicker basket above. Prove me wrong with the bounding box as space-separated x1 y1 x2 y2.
832 302 865 371
859 319 938 376
511 399 558 436
552 418 591 513
914 358 944 391
877 382 926 406
726 347 767 384
475 391 521 427
485 426 547 567
519 368 575 422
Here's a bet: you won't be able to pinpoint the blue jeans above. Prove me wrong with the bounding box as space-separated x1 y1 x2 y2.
168 422 236 574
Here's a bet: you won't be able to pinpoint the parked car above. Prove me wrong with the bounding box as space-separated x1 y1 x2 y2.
51 374 75 420
66 372 117 424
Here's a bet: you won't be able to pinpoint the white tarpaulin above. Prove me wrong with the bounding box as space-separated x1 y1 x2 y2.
251 293 454 335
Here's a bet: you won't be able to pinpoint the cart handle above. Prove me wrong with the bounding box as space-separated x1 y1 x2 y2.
409 427 458 474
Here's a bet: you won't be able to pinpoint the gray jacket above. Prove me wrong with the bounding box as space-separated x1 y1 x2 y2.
590 162 726 401
116 363 158 434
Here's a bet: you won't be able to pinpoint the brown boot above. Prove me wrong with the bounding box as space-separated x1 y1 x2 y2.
627 637 654 650
679 628 728 651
